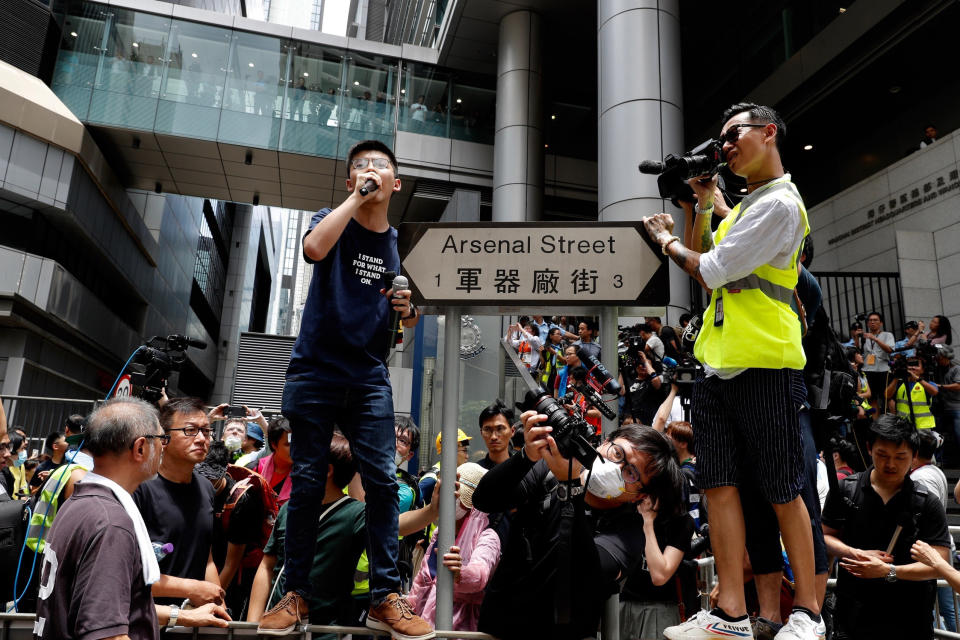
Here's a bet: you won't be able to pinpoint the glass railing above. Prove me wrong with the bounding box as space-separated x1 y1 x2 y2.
52 0 496 161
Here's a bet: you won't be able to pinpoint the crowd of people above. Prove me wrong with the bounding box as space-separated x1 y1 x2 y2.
2 127 960 640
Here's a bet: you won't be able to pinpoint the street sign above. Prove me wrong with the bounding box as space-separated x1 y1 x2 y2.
398 222 668 306
113 374 132 398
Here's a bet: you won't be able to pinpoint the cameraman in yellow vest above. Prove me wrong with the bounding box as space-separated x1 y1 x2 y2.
885 356 938 430
644 103 824 640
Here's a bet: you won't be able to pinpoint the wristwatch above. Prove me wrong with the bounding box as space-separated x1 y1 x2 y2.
885 564 897 583
556 481 585 501
166 604 180 628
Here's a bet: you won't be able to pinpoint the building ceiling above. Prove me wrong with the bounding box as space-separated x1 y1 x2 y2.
439 0 595 80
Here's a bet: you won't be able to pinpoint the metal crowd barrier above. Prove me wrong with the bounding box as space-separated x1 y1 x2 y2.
0 615 499 640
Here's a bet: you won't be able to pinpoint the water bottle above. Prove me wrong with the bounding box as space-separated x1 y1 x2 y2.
152 542 174 561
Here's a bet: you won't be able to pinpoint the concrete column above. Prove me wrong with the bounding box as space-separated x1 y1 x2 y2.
493 11 542 222
597 1 689 319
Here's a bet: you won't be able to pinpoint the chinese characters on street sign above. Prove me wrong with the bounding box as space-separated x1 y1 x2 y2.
398 223 668 306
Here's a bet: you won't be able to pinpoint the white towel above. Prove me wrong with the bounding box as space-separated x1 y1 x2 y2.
81 472 161 585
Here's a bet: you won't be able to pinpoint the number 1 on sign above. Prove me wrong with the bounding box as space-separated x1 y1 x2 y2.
435 274 440 286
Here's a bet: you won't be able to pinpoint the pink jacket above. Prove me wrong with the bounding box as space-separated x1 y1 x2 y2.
408 508 501 633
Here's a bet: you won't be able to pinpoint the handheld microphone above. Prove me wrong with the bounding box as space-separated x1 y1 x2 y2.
359 179 379 196
577 348 621 395
638 160 665 174
388 274 408 348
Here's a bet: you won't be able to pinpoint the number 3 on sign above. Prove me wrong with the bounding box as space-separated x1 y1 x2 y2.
435 274 440 286
613 274 623 288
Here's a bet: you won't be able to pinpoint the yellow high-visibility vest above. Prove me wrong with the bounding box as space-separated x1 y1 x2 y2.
896 382 936 429
694 179 809 371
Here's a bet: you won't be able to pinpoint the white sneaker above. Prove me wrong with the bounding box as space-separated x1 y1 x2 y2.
773 611 826 640
663 609 754 639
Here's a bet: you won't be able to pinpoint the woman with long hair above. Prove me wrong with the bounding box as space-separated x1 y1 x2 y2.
926 314 953 345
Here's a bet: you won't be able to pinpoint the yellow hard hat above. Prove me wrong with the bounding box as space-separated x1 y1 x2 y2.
436 429 471 455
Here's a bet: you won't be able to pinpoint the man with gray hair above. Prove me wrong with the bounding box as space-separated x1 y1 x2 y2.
33 397 229 640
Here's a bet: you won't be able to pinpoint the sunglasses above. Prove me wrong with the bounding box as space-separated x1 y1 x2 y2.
719 123 767 145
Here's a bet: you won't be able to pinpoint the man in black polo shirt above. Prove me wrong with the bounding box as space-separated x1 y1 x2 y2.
822 414 951 640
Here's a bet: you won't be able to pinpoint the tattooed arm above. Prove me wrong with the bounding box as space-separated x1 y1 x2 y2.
665 242 709 291
642 213 710 292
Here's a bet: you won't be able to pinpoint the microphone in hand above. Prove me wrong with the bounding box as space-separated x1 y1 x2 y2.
387 274 409 350
359 179 379 196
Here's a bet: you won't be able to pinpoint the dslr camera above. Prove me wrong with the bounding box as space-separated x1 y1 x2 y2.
521 387 600 469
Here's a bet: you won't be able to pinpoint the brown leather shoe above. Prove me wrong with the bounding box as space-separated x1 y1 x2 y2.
257 591 309 636
366 592 436 640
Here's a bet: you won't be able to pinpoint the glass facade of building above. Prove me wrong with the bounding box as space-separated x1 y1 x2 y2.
52 1 497 161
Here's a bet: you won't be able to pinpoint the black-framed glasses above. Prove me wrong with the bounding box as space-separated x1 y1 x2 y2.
607 443 642 485
141 434 171 446
720 123 767 145
167 426 213 439
350 157 392 171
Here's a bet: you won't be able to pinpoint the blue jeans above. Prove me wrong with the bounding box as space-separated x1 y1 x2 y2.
282 379 400 604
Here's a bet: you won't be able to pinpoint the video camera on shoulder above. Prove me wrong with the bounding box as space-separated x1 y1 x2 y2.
128 334 207 402
639 139 725 203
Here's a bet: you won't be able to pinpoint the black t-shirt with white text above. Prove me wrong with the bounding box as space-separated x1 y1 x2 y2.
286 209 401 386
35 483 158 640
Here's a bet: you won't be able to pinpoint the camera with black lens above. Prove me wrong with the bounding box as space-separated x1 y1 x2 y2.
639 139 725 203
521 387 599 468
890 341 937 382
128 334 207 403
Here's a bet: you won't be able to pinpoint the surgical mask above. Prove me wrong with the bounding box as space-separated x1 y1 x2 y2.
455 501 469 520
585 457 626 499
224 436 243 452
13 450 26 468
395 451 405 467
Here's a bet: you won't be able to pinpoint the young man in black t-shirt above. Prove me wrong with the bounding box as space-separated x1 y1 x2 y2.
259 141 429 639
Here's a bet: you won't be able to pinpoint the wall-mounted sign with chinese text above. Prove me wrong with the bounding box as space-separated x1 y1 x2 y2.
398 222 668 306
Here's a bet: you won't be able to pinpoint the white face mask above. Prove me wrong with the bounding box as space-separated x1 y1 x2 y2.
585 456 626 499
395 451 405 467
455 501 469 520
224 436 243 452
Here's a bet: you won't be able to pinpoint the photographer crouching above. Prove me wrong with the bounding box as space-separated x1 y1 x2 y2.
471 402 683 640
642 103 824 639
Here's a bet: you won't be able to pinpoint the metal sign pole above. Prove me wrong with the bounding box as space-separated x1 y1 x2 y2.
434 307 461 632
600 306 619 434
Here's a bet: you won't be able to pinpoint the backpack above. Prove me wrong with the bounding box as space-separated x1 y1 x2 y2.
222 464 279 570
0 499 29 604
